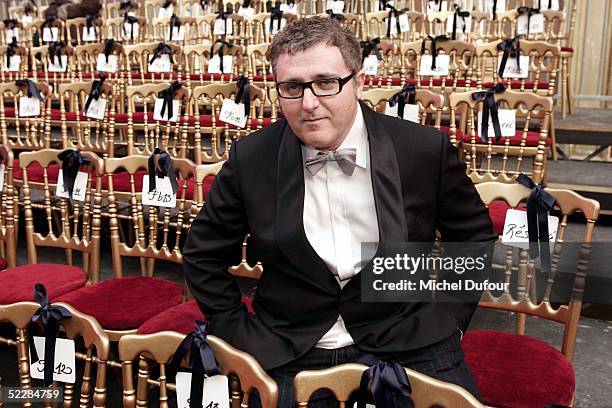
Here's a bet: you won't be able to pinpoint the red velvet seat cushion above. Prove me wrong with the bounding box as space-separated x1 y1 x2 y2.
113 112 273 129
189 73 238 81
252 75 274 82
461 130 551 147
482 80 550 90
56 276 184 330
91 171 214 199
0 264 87 305
561 46 573 53
439 126 464 141
13 159 60 183
0 257 7 271
137 297 254 334
487 201 527 234
462 330 575 408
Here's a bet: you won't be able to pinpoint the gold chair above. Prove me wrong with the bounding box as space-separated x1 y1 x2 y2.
150 16 198 46
123 82 191 157
449 88 552 184
0 42 28 82
0 149 103 306
58 80 117 157
294 363 484 407
0 81 53 152
29 44 76 94
106 16 148 45
0 20 25 46
105 1 139 20
247 42 273 88
124 42 184 85
0 301 111 407
245 12 300 44
65 16 104 46
318 11 362 38
28 17 65 46
119 331 278 407
191 81 271 163
464 181 599 408
360 86 445 129
0 144 17 270
417 37 477 94
184 42 248 88
74 41 126 83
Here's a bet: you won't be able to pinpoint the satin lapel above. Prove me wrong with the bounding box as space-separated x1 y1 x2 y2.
361 101 408 245
276 122 340 291
341 103 409 300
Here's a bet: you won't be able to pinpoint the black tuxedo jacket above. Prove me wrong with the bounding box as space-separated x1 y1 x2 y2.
183 102 496 370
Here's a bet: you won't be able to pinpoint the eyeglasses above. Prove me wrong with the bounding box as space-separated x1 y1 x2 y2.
275 72 356 99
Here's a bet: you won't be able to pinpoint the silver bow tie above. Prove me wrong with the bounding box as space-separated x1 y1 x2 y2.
304 148 357 176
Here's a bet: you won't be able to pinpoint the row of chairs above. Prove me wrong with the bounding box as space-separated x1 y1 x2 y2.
0 146 599 406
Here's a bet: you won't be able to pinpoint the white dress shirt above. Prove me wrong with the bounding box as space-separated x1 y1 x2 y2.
301 105 379 349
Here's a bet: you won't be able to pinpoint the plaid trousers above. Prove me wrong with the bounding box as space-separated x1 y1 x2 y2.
249 330 480 408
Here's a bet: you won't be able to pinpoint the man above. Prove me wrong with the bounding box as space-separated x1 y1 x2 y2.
184 17 496 407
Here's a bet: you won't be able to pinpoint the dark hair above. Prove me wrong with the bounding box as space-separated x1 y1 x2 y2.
269 16 362 74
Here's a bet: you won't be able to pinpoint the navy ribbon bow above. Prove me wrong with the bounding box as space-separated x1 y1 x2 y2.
7 38 19 60
235 75 251 120
147 147 178 194
4 19 19 29
360 38 382 63
517 7 540 36
269 7 283 32
385 5 409 37
158 81 182 121
357 355 412 408
123 15 139 38
451 4 470 40
120 0 135 11
58 149 90 198
491 0 499 20
421 35 449 70
163 0 173 8
150 42 175 65
471 83 506 143
388 83 416 119
85 14 98 30
84 73 106 113
41 17 57 32
168 14 181 41
28 283 72 387
326 9 346 21
516 173 557 275
242 0 250 8
48 41 67 68
168 321 220 408
497 35 521 78
24 3 33 15
210 39 233 74
216 8 234 35
16 79 44 101
103 39 116 63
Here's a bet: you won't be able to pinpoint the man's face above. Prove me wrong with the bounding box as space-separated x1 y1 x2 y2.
274 43 365 151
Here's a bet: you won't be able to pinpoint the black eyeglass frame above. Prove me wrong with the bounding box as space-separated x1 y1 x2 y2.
275 71 356 99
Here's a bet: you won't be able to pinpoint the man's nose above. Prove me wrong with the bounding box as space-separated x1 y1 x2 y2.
301 87 319 112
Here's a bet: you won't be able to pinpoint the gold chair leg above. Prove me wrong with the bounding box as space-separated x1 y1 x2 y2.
561 57 568 119
550 110 558 161
136 355 150 407
122 360 137 408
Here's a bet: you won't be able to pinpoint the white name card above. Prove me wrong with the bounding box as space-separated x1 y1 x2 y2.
446 13 472 36
326 0 345 13
56 169 88 201
166 25 186 41
42 27 59 42
153 97 180 122
142 175 177 208
96 54 119 73
517 13 544 35
123 22 139 39
3 55 21 72
477 108 516 138
84 97 107 120
29 337 76 384
219 98 247 128
208 55 233 74
213 18 233 35
5 28 19 43
362 55 380 76
265 18 286 34
498 55 529 79
82 26 97 42
237 6 255 17
48 55 68 73
19 96 41 117
158 5 174 18
148 54 172 73
502 208 559 250
385 102 420 123
419 54 450 76
427 0 448 12
388 14 410 35
484 0 505 13
22 15 33 25
175 372 230 408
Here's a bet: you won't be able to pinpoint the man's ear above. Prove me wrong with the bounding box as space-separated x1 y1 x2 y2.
355 68 365 99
